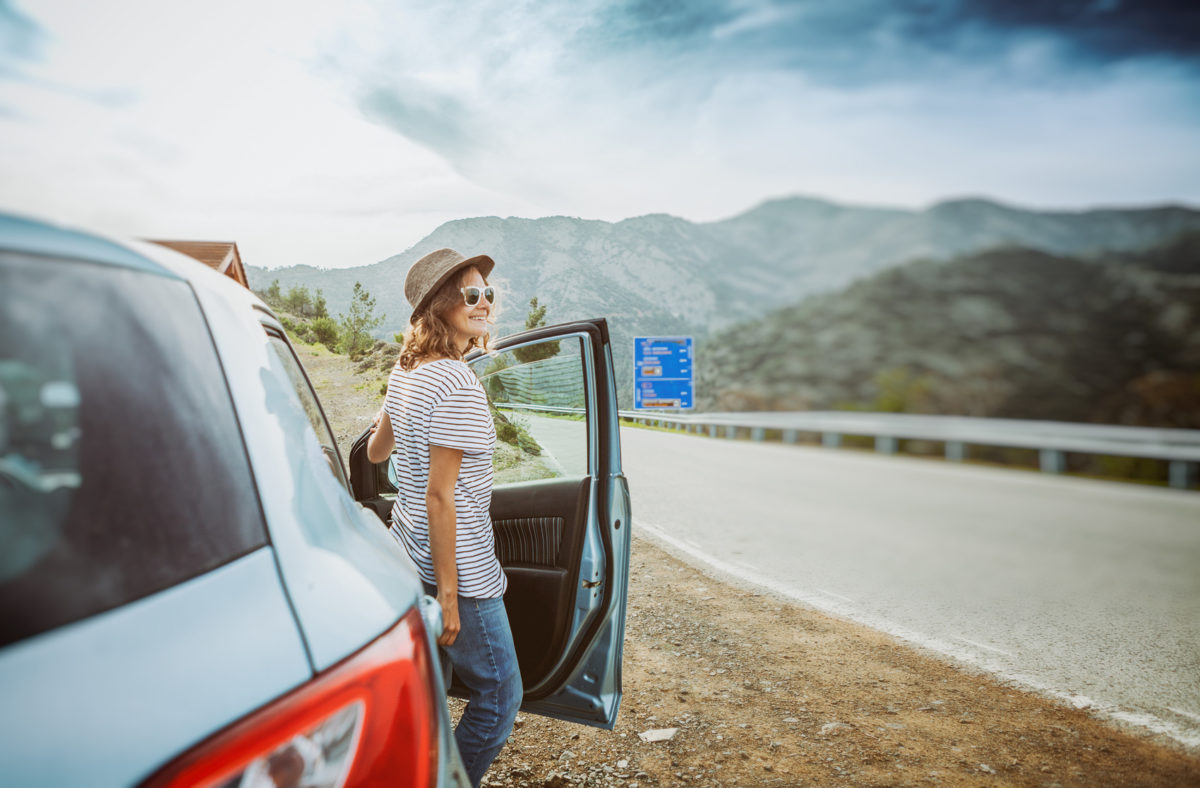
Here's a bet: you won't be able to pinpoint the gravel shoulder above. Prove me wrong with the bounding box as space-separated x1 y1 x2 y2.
297 342 1200 787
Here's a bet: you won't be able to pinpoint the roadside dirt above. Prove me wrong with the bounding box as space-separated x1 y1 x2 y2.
297 342 1200 787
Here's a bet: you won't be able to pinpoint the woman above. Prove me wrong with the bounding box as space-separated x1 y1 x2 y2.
366 247 520 788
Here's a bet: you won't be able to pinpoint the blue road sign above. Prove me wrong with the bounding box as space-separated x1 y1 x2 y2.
634 336 694 409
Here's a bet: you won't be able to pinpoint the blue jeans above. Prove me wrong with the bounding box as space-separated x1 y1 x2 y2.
425 583 523 787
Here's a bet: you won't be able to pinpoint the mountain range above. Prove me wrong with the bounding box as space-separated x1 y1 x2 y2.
696 233 1200 427
245 196 1200 409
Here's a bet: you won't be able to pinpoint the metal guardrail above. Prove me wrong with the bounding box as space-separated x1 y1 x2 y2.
495 403 1200 489
617 410 1200 489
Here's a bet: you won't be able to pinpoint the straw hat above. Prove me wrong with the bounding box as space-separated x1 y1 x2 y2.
404 248 495 316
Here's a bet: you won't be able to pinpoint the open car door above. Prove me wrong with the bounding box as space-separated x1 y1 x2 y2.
349 318 631 729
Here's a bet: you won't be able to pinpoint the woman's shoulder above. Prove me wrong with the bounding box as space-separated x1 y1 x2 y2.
411 358 479 389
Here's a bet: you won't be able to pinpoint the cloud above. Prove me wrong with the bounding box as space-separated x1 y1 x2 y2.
323 0 1200 219
1 0 1197 271
359 81 476 160
938 0 1200 63
0 1 41 60
0 0 43 84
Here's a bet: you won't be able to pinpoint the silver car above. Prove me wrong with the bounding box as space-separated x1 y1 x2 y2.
0 213 631 787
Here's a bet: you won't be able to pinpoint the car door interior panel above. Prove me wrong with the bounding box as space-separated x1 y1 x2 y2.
490 476 590 688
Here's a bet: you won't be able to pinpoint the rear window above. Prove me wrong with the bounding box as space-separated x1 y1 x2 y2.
0 252 267 648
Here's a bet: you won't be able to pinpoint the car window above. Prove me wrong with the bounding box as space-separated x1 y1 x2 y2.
471 336 589 484
263 334 347 488
0 252 267 648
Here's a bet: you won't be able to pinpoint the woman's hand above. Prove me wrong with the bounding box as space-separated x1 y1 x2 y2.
437 590 460 647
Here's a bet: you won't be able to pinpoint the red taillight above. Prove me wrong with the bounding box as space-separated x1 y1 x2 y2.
143 607 441 788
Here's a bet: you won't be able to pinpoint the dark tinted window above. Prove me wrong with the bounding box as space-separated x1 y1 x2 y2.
0 252 267 647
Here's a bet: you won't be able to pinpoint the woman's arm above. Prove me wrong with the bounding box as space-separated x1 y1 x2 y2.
427 444 464 646
366 408 394 463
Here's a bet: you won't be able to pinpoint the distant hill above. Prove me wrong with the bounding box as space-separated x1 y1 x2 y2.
695 232 1200 427
245 196 1200 407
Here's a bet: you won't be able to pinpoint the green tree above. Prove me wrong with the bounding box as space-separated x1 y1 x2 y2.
525 296 547 330
313 289 329 319
283 285 316 317
257 279 283 308
513 297 560 363
338 281 385 357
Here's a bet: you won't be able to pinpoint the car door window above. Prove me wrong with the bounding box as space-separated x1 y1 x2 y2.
471 337 589 484
263 333 348 489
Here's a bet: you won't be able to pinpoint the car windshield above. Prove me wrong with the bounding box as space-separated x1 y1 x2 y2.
0 252 267 648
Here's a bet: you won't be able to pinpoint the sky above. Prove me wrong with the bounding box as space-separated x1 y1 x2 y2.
0 0 1198 270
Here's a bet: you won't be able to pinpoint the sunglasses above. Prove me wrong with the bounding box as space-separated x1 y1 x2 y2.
461 285 496 307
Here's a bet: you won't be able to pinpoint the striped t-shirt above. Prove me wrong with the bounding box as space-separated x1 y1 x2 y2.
383 358 504 599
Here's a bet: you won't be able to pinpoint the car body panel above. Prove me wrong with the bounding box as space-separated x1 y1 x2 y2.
0 549 311 787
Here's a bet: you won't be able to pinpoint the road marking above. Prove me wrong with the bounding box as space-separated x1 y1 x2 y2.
631 517 1200 750
952 636 1014 657
815 588 856 604
682 538 702 550
732 559 759 573
1169 707 1200 724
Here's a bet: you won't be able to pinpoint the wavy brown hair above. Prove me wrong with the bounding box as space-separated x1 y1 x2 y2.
398 266 496 371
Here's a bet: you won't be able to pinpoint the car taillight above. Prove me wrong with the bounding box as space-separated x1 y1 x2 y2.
143 607 440 788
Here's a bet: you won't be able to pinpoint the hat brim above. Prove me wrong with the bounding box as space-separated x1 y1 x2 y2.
412 253 495 316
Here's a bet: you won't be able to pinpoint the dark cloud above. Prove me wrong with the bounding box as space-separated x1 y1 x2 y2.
569 0 1200 89
944 0 1200 61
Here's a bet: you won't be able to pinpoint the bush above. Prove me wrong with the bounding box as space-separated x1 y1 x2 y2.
310 317 340 351
492 408 541 455
279 316 313 344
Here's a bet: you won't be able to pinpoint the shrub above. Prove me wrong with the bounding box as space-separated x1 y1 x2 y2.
279 316 313 344
310 317 340 351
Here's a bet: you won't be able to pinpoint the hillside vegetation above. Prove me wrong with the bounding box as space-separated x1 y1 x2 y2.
697 233 1200 429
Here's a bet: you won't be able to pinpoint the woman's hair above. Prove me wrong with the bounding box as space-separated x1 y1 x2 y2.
397 266 495 371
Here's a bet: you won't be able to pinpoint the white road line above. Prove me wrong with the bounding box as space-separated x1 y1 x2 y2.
1169 707 1200 724
631 517 1200 751
952 636 1014 657
815 588 856 604
682 538 702 550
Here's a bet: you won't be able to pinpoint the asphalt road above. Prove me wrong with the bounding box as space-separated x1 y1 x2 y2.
517 414 1200 747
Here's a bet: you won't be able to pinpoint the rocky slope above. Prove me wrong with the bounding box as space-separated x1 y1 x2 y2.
696 233 1200 427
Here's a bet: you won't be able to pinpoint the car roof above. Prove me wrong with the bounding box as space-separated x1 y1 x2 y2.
0 212 180 279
